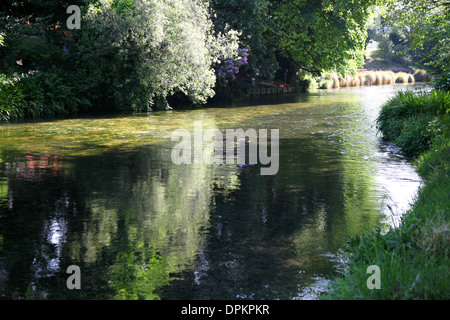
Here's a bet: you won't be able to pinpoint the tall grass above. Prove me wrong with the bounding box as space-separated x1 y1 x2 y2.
0 71 91 121
317 70 418 90
376 91 450 148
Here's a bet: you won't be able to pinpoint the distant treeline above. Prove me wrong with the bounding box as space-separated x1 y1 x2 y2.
0 0 448 119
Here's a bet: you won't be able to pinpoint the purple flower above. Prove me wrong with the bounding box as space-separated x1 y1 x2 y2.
214 48 250 83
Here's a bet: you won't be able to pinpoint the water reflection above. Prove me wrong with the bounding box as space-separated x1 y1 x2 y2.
0 143 241 299
0 84 422 299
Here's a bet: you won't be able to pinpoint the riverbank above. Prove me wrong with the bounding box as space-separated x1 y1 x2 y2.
322 89 450 299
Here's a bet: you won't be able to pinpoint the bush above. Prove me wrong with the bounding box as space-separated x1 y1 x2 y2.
0 77 26 120
394 114 436 155
377 90 450 156
432 71 450 92
29 71 91 116
416 134 450 179
0 70 91 120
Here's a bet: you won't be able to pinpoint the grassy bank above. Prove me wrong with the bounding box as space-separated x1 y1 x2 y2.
323 89 450 299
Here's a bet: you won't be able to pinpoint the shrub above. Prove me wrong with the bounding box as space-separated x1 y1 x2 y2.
0 77 26 120
0 70 92 120
432 71 450 92
30 70 91 116
377 90 450 156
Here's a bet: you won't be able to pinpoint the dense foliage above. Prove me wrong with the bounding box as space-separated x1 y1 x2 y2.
375 0 450 89
210 0 277 80
72 0 242 110
273 0 381 76
0 0 242 113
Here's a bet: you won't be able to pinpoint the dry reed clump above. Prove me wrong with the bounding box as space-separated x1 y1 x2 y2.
366 72 377 85
318 70 418 89
413 69 428 82
344 75 353 86
383 71 396 85
319 79 334 89
318 72 340 89
331 74 340 88
358 73 367 86
380 72 389 85
395 72 410 83
371 72 383 86
351 76 360 86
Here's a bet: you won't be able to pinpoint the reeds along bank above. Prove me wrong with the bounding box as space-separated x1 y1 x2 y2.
318 70 428 90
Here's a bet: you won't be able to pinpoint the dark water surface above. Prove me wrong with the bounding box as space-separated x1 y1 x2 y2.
0 84 423 299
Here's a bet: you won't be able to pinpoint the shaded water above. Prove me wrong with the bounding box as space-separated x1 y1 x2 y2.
0 84 423 300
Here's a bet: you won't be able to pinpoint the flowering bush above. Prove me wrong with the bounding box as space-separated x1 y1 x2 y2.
216 48 249 84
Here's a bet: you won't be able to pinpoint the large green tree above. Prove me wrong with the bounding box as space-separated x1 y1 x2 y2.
389 0 449 90
72 0 241 110
210 0 278 80
272 0 383 76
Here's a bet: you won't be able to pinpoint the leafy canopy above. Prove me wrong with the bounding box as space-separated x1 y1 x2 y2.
273 0 385 76
388 0 450 90
74 0 241 110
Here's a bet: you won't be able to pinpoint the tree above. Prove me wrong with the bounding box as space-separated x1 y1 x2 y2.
72 0 241 110
272 0 384 76
210 0 278 80
396 0 450 90
0 1 88 73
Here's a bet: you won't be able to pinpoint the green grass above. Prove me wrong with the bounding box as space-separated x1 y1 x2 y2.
323 89 450 300
0 70 92 121
376 90 450 156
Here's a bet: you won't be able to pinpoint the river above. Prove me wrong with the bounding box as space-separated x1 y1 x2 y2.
0 84 424 299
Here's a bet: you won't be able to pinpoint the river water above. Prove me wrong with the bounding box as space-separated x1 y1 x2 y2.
0 84 424 300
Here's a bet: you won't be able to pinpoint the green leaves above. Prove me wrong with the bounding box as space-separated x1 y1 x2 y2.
385 0 450 91
273 0 376 76
72 0 240 110
377 90 450 156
